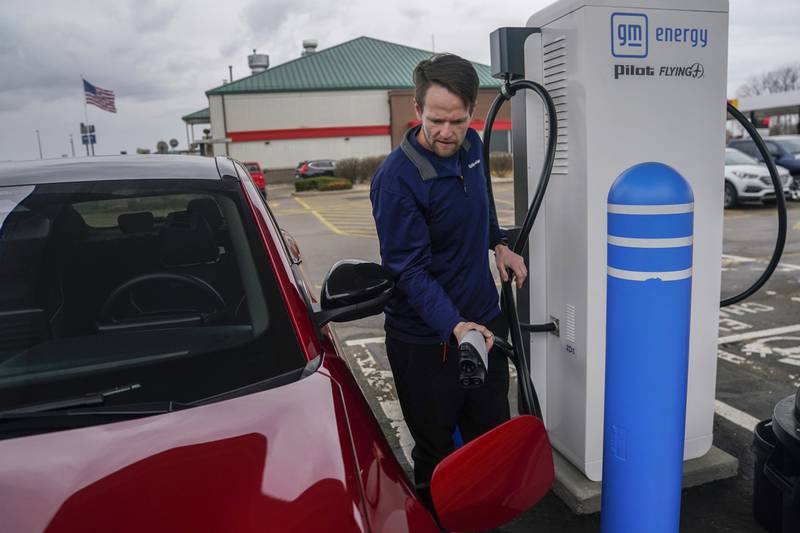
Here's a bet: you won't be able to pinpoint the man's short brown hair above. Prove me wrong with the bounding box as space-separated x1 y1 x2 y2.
413 53 479 112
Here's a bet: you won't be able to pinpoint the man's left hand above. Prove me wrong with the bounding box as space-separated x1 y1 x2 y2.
494 244 527 289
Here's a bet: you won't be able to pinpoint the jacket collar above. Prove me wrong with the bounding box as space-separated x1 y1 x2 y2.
399 126 472 181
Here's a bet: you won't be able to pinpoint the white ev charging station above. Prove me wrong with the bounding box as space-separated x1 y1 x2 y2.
511 0 729 481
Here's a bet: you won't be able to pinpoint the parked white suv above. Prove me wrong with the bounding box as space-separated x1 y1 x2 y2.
724 148 792 208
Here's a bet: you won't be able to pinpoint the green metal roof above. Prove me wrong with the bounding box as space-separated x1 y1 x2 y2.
206 36 501 96
181 107 210 123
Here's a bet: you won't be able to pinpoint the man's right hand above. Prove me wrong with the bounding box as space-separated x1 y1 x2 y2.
453 321 494 351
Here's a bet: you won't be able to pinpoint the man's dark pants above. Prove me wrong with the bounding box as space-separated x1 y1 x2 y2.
385 313 510 510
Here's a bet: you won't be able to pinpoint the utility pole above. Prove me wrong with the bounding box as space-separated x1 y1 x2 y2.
36 130 43 159
69 134 75 157
228 65 233 83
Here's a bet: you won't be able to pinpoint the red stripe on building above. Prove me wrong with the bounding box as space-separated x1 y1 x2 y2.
228 125 390 142
406 119 512 131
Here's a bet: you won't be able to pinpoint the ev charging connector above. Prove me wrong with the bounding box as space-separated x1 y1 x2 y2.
458 330 489 388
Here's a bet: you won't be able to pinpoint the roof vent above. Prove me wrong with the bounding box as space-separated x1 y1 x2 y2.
248 49 270 74
301 39 318 57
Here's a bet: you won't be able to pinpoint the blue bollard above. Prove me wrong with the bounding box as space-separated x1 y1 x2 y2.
601 162 694 533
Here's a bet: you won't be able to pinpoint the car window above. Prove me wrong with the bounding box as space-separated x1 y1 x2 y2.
0 178 306 437
245 164 260 173
730 141 758 158
73 194 206 228
725 150 758 165
765 142 781 156
774 138 800 154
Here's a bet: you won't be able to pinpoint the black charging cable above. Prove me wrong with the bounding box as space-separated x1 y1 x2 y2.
482 78 558 419
721 103 788 307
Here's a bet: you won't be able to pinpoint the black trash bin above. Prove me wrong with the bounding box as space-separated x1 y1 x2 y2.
753 419 783 532
769 392 800 533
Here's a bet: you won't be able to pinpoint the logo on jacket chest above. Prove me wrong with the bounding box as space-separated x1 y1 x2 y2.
468 159 481 169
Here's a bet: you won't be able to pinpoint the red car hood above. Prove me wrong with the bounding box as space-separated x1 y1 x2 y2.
0 371 368 533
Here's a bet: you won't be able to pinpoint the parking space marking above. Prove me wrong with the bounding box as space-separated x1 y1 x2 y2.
293 196 347 236
292 195 377 238
714 400 759 432
346 337 386 347
271 208 310 216
718 349 746 365
348 342 413 465
718 324 800 344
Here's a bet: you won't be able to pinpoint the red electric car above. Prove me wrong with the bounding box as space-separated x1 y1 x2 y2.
0 156 552 533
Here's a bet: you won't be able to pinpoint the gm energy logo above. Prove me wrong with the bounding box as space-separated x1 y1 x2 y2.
612 13 648 58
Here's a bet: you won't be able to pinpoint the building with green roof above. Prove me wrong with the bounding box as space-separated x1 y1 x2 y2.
181 108 210 150
199 36 510 173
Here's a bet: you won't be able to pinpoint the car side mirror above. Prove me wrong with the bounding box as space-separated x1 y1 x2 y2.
312 259 393 327
430 415 554 532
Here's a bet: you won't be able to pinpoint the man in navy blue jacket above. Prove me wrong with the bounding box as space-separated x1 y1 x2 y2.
370 53 527 512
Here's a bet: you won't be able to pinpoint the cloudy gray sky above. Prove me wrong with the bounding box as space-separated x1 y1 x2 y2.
1 0 796 161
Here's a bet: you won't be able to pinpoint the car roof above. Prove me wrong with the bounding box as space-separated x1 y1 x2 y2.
0 155 238 187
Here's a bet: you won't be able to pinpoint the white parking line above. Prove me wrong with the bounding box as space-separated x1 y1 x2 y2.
714 400 759 432
718 324 800 344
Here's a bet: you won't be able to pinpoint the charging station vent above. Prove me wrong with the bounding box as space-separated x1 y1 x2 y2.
564 304 576 344
542 35 568 175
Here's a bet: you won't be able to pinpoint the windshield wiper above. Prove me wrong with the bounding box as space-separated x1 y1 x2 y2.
0 383 142 419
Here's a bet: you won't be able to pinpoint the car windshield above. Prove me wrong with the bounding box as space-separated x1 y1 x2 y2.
245 164 260 173
0 178 305 434
725 150 758 166
774 138 800 154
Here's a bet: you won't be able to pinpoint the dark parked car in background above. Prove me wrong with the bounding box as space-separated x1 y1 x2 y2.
242 160 266 198
728 135 800 198
295 159 336 179
0 155 552 532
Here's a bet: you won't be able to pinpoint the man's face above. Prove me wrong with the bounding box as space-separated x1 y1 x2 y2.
415 84 473 158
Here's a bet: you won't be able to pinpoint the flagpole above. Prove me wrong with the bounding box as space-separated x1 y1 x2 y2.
81 76 90 156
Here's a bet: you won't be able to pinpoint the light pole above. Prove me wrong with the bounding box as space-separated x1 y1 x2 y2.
36 129 43 159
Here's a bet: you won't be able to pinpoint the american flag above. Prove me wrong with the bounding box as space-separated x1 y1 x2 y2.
83 79 117 113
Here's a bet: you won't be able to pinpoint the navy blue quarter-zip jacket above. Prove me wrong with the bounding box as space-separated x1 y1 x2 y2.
370 126 507 344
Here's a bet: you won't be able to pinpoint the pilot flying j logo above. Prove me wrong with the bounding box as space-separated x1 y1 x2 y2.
614 63 705 80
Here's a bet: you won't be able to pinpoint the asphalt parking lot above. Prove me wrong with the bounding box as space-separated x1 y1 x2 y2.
268 180 800 532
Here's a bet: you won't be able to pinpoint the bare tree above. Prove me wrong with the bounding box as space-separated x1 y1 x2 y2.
737 63 800 97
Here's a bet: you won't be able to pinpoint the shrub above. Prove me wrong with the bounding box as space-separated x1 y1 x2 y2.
294 177 353 192
317 178 353 191
294 178 321 192
335 158 359 181
356 155 387 183
489 151 513 177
